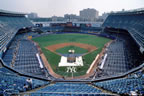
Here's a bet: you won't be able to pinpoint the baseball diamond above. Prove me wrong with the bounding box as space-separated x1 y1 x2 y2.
32 33 111 77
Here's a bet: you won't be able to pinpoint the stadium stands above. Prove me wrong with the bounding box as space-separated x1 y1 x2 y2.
0 9 144 95
101 34 143 76
14 38 45 75
2 33 48 78
0 10 48 78
0 10 33 57
26 82 115 96
103 10 144 51
0 68 48 95
33 83 101 93
93 70 144 95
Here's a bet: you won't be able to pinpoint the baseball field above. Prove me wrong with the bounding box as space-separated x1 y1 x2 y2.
32 33 111 77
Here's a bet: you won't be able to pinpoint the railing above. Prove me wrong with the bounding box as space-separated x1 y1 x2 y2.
12 92 117 96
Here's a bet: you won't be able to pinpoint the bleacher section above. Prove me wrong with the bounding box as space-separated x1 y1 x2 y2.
102 34 143 75
0 70 48 95
28 83 114 96
36 83 101 93
93 70 144 95
2 33 48 78
103 10 144 50
0 10 33 57
14 38 45 76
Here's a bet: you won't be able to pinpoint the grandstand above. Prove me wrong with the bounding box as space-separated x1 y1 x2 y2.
0 10 33 57
0 9 144 95
103 9 144 53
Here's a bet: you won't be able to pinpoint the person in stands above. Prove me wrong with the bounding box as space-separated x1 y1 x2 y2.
23 84 29 91
26 78 33 90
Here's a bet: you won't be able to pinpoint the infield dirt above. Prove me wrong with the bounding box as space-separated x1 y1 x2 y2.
45 42 98 54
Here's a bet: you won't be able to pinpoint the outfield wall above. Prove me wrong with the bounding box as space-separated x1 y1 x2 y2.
54 32 115 40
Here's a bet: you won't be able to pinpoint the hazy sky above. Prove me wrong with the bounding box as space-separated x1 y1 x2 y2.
0 0 144 17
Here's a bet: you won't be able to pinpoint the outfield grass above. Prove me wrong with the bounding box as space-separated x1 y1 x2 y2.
32 33 111 77
56 46 88 54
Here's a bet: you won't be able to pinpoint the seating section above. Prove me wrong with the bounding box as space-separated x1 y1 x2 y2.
2 49 13 66
0 67 16 74
0 71 48 95
30 93 113 96
93 70 144 95
14 39 45 75
2 33 47 77
103 11 144 48
101 34 143 76
0 12 33 55
2 34 25 66
30 83 107 96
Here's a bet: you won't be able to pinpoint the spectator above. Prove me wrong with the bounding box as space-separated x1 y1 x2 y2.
26 78 33 90
23 84 29 91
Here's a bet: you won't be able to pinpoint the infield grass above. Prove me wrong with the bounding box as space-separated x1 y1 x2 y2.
56 46 88 54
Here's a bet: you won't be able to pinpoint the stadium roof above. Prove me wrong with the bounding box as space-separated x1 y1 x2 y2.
0 9 27 16
110 8 144 15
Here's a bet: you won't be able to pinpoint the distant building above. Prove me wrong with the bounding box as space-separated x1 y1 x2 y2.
52 16 57 21
52 16 64 21
28 12 38 18
98 12 109 22
80 8 99 21
64 14 79 21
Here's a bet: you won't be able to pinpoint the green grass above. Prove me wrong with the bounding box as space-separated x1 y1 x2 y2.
32 33 111 77
56 46 88 54
41 48 61 71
